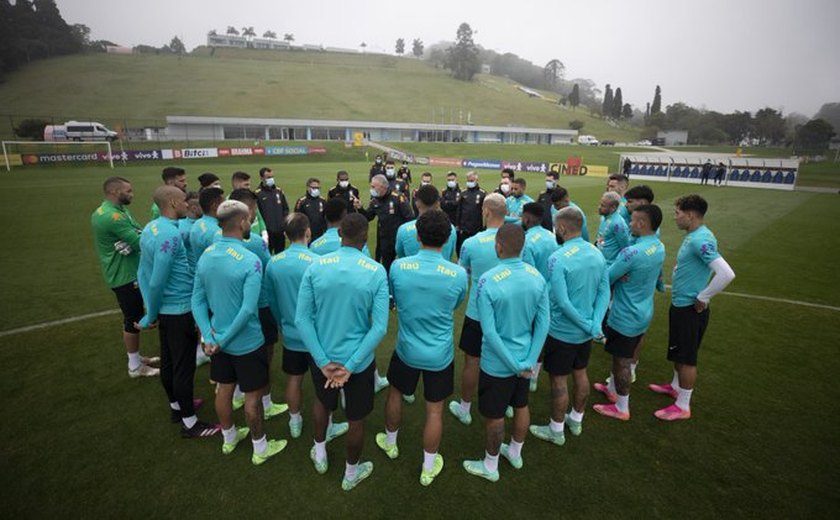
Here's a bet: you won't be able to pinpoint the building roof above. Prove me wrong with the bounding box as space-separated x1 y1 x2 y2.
166 115 577 136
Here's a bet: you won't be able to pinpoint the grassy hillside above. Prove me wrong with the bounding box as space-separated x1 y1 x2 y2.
0 48 639 141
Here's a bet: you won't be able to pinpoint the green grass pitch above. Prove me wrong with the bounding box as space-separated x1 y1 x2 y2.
0 149 838 518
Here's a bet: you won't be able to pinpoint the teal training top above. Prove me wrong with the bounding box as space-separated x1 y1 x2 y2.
214 230 271 309
264 244 319 352
309 227 370 257
671 225 721 307
546 237 610 343
178 217 198 276
190 215 219 263
459 227 500 320
619 197 630 225
137 217 193 326
391 250 468 371
505 194 534 218
596 211 631 266
550 201 590 242
295 246 389 372
476 258 550 377
395 219 457 261
607 235 666 336
522 225 559 280
191 237 264 356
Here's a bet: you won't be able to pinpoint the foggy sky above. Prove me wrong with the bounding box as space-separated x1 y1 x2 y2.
56 0 840 118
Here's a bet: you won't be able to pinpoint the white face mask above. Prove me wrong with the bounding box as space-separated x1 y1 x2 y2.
385 168 395 178
546 180 556 190
466 181 477 189
447 180 457 189
309 188 320 198
421 181 431 186
500 184 511 194
370 188 379 198
339 180 349 188
264 177 275 187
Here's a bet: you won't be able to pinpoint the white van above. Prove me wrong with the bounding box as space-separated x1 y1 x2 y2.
578 135 599 146
62 121 119 141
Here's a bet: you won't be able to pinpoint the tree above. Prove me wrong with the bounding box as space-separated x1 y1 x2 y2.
794 118 836 155
13 118 50 140
602 84 613 118
208 29 217 36
645 102 651 120
412 38 424 58
395 38 405 55
753 107 785 145
814 103 840 138
612 87 623 119
241 26 256 39
569 83 580 110
622 103 633 120
169 36 185 55
283 33 294 43
263 30 277 39
226 26 239 35
71 23 91 48
651 85 662 114
543 59 565 90
445 22 481 81
569 120 585 131
721 111 753 144
360 41 367 52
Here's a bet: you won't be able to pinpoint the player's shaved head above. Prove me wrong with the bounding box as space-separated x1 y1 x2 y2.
153 185 183 208
555 206 583 233
340 213 368 249
495 223 525 259
483 193 507 218
216 200 250 230
103 176 130 194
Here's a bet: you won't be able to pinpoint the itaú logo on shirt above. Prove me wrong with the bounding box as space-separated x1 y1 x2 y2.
399 262 420 271
357 258 379 272
436 264 458 277
492 268 512 283
225 247 244 261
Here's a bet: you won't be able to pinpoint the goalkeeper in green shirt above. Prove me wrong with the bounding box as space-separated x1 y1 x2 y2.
91 176 159 378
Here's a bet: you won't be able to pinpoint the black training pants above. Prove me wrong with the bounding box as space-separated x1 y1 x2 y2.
158 312 198 417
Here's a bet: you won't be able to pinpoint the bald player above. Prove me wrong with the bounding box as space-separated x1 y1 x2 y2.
136 186 218 438
448 193 507 426
462 224 549 482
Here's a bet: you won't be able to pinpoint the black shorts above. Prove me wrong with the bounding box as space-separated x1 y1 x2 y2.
210 344 270 393
387 353 454 403
309 359 375 422
282 347 309 376
111 281 144 333
543 335 592 376
478 370 530 419
667 305 710 366
605 326 643 359
458 316 483 357
259 307 278 345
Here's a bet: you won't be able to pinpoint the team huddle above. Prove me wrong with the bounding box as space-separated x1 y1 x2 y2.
90 160 735 490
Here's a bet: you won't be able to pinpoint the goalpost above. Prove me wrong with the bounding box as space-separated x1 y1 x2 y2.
1 140 124 172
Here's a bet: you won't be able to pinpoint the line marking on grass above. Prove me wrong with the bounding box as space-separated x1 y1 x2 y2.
0 288 838 339
0 309 119 338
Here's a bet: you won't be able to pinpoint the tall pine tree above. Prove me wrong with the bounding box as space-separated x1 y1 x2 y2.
612 87 623 119
651 85 662 114
602 84 613 117
569 83 580 110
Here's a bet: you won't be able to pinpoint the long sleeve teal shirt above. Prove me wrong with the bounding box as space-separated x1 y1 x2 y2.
395 219 457 261
607 235 666 337
264 244 319 352
476 258 550 377
522 225 559 280
295 246 389 372
137 217 193 327
191 237 264 356
459 227 500 321
391 249 468 371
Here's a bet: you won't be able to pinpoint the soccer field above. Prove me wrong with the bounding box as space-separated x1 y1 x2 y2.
1 158 838 518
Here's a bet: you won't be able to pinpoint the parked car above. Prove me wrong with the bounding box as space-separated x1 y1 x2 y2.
636 139 652 146
44 121 119 142
600 139 615 146
578 135 599 146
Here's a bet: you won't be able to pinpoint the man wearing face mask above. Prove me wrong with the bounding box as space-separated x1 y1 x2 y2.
357 174 413 281
397 161 412 185
455 171 486 258
369 155 386 181
384 160 409 197
328 170 360 214
440 171 460 226
495 177 512 198
411 172 433 215
256 167 290 254
537 173 559 231
294 177 327 241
